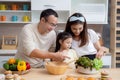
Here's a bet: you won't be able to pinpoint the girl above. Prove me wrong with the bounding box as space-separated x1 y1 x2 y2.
55 32 78 68
64 13 104 60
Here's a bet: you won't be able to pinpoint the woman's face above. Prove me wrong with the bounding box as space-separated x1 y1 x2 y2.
71 24 83 37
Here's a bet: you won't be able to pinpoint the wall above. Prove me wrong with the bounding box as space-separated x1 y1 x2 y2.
0 23 107 49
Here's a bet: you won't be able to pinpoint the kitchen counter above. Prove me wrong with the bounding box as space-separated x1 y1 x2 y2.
0 68 119 80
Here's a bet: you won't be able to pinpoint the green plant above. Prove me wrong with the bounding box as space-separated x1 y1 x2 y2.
75 57 103 70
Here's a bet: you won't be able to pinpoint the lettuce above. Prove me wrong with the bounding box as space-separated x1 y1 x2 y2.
75 57 103 70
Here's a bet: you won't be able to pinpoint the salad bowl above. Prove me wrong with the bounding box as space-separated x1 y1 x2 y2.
75 57 103 74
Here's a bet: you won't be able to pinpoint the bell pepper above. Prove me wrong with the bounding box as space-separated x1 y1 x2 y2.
8 58 16 64
15 58 21 65
17 61 26 71
3 63 9 70
9 64 17 71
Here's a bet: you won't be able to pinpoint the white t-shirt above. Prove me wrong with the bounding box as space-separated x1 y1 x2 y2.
63 49 78 69
72 29 99 57
15 23 56 68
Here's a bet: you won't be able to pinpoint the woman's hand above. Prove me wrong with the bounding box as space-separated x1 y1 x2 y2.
96 51 104 59
94 41 104 59
96 47 105 59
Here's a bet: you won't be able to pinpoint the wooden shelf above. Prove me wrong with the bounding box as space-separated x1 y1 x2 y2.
0 0 30 2
116 20 120 23
116 54 120 57
0 21 31 24
117 6 120 9
116 40 120 43
116 48 120 53
117 14 120 16
116 27 120 30
116 60 120 63
116 34 120 37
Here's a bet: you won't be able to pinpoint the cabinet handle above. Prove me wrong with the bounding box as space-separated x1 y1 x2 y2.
44 5 56 8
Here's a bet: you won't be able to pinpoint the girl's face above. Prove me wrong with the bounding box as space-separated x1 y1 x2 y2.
60 38 72 50
71 24 83 37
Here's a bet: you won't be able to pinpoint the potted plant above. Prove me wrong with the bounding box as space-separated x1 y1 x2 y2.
75 57 103 74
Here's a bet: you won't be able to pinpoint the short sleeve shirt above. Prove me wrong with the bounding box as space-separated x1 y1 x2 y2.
15 23 56 67
72 29 99 57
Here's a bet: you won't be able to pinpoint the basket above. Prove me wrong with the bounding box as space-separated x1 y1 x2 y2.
4 69 30 75
12 69 30 75
45 61 68 75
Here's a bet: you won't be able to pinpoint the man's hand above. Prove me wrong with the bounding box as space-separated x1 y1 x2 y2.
52 52 70 61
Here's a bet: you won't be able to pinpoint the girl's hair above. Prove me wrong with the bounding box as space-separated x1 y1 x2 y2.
55 32 72 52
64 13 88 47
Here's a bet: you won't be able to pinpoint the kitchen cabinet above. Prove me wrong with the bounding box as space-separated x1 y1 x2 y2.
31 0 70 23
71 0 108 24
0 0 31 23
0 0 108 24
0 0 71 23
31 0 70 11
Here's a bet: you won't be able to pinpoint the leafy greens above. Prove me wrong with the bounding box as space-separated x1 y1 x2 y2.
75 57 103 70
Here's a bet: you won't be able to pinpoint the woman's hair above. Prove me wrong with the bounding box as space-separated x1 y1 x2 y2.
40 8 58 21
55 32 72 52
64 13 88 47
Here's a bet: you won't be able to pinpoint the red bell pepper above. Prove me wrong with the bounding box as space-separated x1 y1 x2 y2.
26 62 31 70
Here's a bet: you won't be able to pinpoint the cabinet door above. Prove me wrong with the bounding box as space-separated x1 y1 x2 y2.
31 0 70 23
31 0 70 10
71 0 108 24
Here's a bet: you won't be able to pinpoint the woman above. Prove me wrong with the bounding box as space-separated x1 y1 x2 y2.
64 13 104 59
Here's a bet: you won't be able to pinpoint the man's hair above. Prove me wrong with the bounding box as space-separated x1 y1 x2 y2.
40 8 58 21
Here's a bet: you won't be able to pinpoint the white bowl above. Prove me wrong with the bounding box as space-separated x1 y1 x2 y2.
77 66 99 74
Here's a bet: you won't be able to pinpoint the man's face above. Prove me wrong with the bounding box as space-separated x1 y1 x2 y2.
43 15 58 33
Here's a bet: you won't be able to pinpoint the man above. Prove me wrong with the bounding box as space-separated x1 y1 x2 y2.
15 9 68 68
